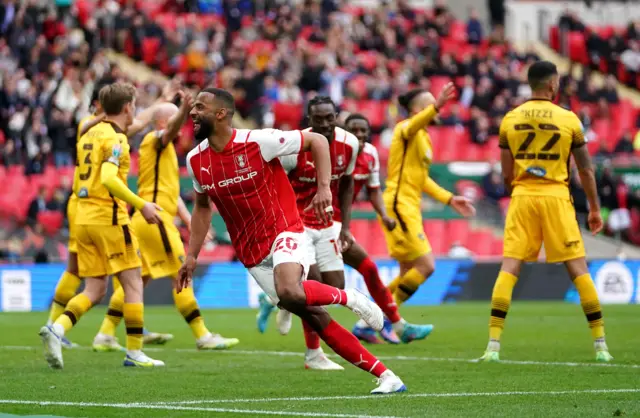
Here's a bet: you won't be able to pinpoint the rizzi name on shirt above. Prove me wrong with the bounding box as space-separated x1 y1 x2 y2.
521 109 553 119
201 171 258 190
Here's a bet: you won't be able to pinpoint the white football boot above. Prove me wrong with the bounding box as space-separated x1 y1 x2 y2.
345 289 384 331
39 325 64 369
304 348 344 370
276 309 293 335
371 370 407 394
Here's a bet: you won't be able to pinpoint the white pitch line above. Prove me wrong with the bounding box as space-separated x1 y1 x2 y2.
0 400 397 418
159 388 640 405
3 345 639 369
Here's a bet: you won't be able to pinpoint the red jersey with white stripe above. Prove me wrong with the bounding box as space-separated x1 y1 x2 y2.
187 129 304 268
280 126 359 229
332 141 381 222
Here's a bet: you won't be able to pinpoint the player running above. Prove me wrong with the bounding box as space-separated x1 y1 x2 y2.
45 80 177 349
343 113 434 345
39 82 165 368
180 87 406 393
479 61 613 363
382 83 475 307
92 91 239 351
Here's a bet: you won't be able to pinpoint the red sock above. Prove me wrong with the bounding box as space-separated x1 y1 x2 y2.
357 257 401 323
302 319 321 350
302 281 348 306
318 319 387 377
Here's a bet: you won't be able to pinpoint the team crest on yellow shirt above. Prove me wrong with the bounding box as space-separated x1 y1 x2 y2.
425 148 433 161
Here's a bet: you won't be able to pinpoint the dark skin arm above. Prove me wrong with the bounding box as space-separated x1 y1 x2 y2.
78 113 106 137
338 174 355 251
500 148 514 195
158 92 193 148
368 187 396 230
572 145 603 234
176 193 213 292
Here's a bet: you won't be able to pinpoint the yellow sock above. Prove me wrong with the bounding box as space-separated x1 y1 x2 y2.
54 293 92 333
48 271 82 324
173 288 209 339
489 271 518 341
98 286 125 336
393 268 425 305
574 273 605 341
387 275 401 295
123 303 144 351
112 277 122 292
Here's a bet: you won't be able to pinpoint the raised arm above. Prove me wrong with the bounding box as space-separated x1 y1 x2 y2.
78 113 105 138
127 82 181 137
403 83 456 138
158 92 193 148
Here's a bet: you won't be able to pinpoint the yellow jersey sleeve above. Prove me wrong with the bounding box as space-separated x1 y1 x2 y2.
568 113 586 148
498 112 512 150
401 105 438 139
100 133 128 167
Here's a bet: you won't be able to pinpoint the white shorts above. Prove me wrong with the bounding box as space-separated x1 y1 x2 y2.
305 224 343 272
248 230 309 305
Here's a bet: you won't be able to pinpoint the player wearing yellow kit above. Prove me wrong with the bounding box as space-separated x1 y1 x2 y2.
93 93 239 350
45 85 106 349
39 83 165 368
479 61 612 362
381 83 474 310
45 81 179 349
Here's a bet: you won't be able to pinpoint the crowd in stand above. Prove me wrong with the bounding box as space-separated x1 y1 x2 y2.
559 9 640 88
3 0 640 258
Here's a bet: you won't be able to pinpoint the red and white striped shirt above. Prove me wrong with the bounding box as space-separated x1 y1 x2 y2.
280 126 359 229
332 141 381 223
186 129 304 267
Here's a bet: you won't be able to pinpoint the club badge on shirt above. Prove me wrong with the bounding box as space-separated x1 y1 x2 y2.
108 143 122 166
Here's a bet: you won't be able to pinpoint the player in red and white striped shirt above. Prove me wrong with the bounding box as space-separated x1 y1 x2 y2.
178 88 406 393
343 114 434 345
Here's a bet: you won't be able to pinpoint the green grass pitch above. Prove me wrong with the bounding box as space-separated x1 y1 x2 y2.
0 303 638 417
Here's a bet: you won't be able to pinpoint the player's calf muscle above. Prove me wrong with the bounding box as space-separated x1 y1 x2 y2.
274 263 307 307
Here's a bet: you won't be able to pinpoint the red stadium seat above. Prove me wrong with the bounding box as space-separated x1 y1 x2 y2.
273 102 303 129
142 37 162 66
356 100 387 130
430 76 452 97
449 21 467 43
423 220 446 255
37 211 64 236
549 26 560 51
567 32 588 64
446 219 469 249
467 229 495 256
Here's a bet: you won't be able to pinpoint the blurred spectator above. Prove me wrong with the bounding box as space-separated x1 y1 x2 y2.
459 76 475 108
598 165 619 212
470 116 490 145
620 40 640 82
614 133 634 154
27 186 48 226
598 75 619 104
466 7 483 45
483 167 507 201
279 74 303 104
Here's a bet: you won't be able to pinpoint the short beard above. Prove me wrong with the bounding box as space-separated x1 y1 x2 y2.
194 120 214 140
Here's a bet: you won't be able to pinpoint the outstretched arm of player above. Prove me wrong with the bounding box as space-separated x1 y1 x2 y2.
403 83 456 138
177 193 213 292
78 113 105 138
127 82 182 137
368 187 396 230
301 131 333 225
100 163 162 224
424 177 475 217
158 92 193 148
572 145 603 235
